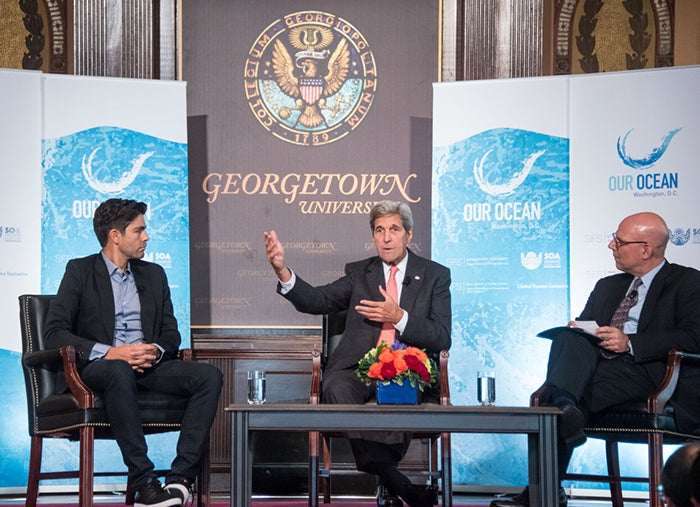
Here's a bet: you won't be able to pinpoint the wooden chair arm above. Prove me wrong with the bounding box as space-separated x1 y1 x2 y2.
647 348 694 414
60 345 96 408
438 350 450 406
310 349 322 405
530 383 548 407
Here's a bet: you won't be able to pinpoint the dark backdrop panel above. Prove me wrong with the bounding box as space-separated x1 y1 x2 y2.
184 0 439 328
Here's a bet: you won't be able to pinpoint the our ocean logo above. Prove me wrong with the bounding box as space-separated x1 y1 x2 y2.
82 146 153 194
610 128 681 196
474 148 545 197
617 128 681 169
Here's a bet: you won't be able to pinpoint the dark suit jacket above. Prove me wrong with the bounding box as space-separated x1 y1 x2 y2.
279 250 452 372
577 261 700 432
44 254 181 383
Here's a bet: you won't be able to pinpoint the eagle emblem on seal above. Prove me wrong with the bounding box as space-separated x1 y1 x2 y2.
272 26 350 129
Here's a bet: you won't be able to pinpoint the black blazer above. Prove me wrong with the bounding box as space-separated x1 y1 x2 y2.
44 254 181 378
279 250 452 372
577 261 700 432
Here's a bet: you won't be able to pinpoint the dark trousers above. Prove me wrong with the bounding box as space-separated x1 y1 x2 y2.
544 331 657 476
81 358 223 489
322 366 413 491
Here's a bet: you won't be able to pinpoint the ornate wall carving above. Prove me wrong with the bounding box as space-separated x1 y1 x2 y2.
553 0 674 74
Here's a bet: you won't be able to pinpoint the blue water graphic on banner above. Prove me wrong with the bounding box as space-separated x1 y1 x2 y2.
432 128 570 486
38 126 190 481
41 126 190 344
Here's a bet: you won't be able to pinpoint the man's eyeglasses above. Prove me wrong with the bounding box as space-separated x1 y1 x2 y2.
611 233 648 249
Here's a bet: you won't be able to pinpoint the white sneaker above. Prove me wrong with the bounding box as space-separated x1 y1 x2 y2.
165 482 192 506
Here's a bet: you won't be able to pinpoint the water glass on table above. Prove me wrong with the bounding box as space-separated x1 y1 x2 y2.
247 370 266 405
477 370 496 406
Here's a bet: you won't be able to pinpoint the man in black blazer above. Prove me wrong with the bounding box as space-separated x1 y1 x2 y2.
45 199 222 507
493 212 700 507
264 200 451 507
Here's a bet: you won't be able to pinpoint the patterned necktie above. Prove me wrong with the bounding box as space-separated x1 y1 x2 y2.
377 265 399 347
609 278 642 330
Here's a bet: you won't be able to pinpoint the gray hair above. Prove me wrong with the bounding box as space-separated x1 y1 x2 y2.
369 201 413 232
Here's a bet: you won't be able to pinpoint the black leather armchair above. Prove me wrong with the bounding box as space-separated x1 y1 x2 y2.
531 348 700 507
20 294 210 507
308 310 452 507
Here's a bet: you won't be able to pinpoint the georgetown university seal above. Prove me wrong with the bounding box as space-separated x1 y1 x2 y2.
244 11 377 146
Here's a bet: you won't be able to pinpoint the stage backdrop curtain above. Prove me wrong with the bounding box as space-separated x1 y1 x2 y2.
183 0 439 330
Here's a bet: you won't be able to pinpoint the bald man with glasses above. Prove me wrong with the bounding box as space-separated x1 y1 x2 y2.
492 212 700 507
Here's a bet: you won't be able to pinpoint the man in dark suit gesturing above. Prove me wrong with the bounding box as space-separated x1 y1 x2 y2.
45 199 223 507
492 211 700 507
264 200 452 507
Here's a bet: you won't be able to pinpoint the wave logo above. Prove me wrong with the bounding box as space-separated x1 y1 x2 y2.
82 146 153 194
616 128 681 169
474 149 545 197
520 251 542 270
669 228 690 246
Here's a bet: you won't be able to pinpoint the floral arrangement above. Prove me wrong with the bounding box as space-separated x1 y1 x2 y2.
356 341 437 391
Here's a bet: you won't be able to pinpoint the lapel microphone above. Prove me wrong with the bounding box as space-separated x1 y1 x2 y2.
402 276 411 286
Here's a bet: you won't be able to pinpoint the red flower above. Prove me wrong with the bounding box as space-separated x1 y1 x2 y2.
380 361 397 379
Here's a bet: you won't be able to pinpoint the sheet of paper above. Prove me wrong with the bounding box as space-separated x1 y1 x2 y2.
572 320 599 335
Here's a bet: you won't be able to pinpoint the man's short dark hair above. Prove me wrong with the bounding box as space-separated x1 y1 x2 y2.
93 198 148 247
661 444 700 507
369 200 413 233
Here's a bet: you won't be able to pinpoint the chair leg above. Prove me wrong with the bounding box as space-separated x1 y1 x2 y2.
322 435 332 504
197 438 211 507
308 431 320 507
604 441 623 507
25 436 42 507
78 426 95 507
648 433 664 507
429 436 438 489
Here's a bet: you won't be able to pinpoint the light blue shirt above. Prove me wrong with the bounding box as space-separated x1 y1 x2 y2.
89 253 147 361
625 260 665 335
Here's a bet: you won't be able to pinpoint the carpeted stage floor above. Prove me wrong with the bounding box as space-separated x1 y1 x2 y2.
0 496 636 507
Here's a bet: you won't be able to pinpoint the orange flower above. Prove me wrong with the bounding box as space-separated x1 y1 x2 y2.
368 362 384 380
393 356 408 375
379 347 396 363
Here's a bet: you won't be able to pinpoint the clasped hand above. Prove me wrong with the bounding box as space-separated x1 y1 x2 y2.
355 285 404 325
105 343 159 372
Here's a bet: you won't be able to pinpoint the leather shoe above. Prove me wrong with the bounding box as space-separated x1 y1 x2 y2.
558 404 586 447
489 486 567 507
377 483 403 507
401 484 438 507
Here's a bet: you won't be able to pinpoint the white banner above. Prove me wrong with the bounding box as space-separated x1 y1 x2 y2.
0 71 190 489
0 69 42 353
570 66 700 311
433 76 570 487
433 65 700 491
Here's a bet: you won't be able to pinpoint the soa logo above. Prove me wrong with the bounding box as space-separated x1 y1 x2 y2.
143 252 172 268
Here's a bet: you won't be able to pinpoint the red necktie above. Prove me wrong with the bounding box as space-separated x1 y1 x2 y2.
377 265 398 347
